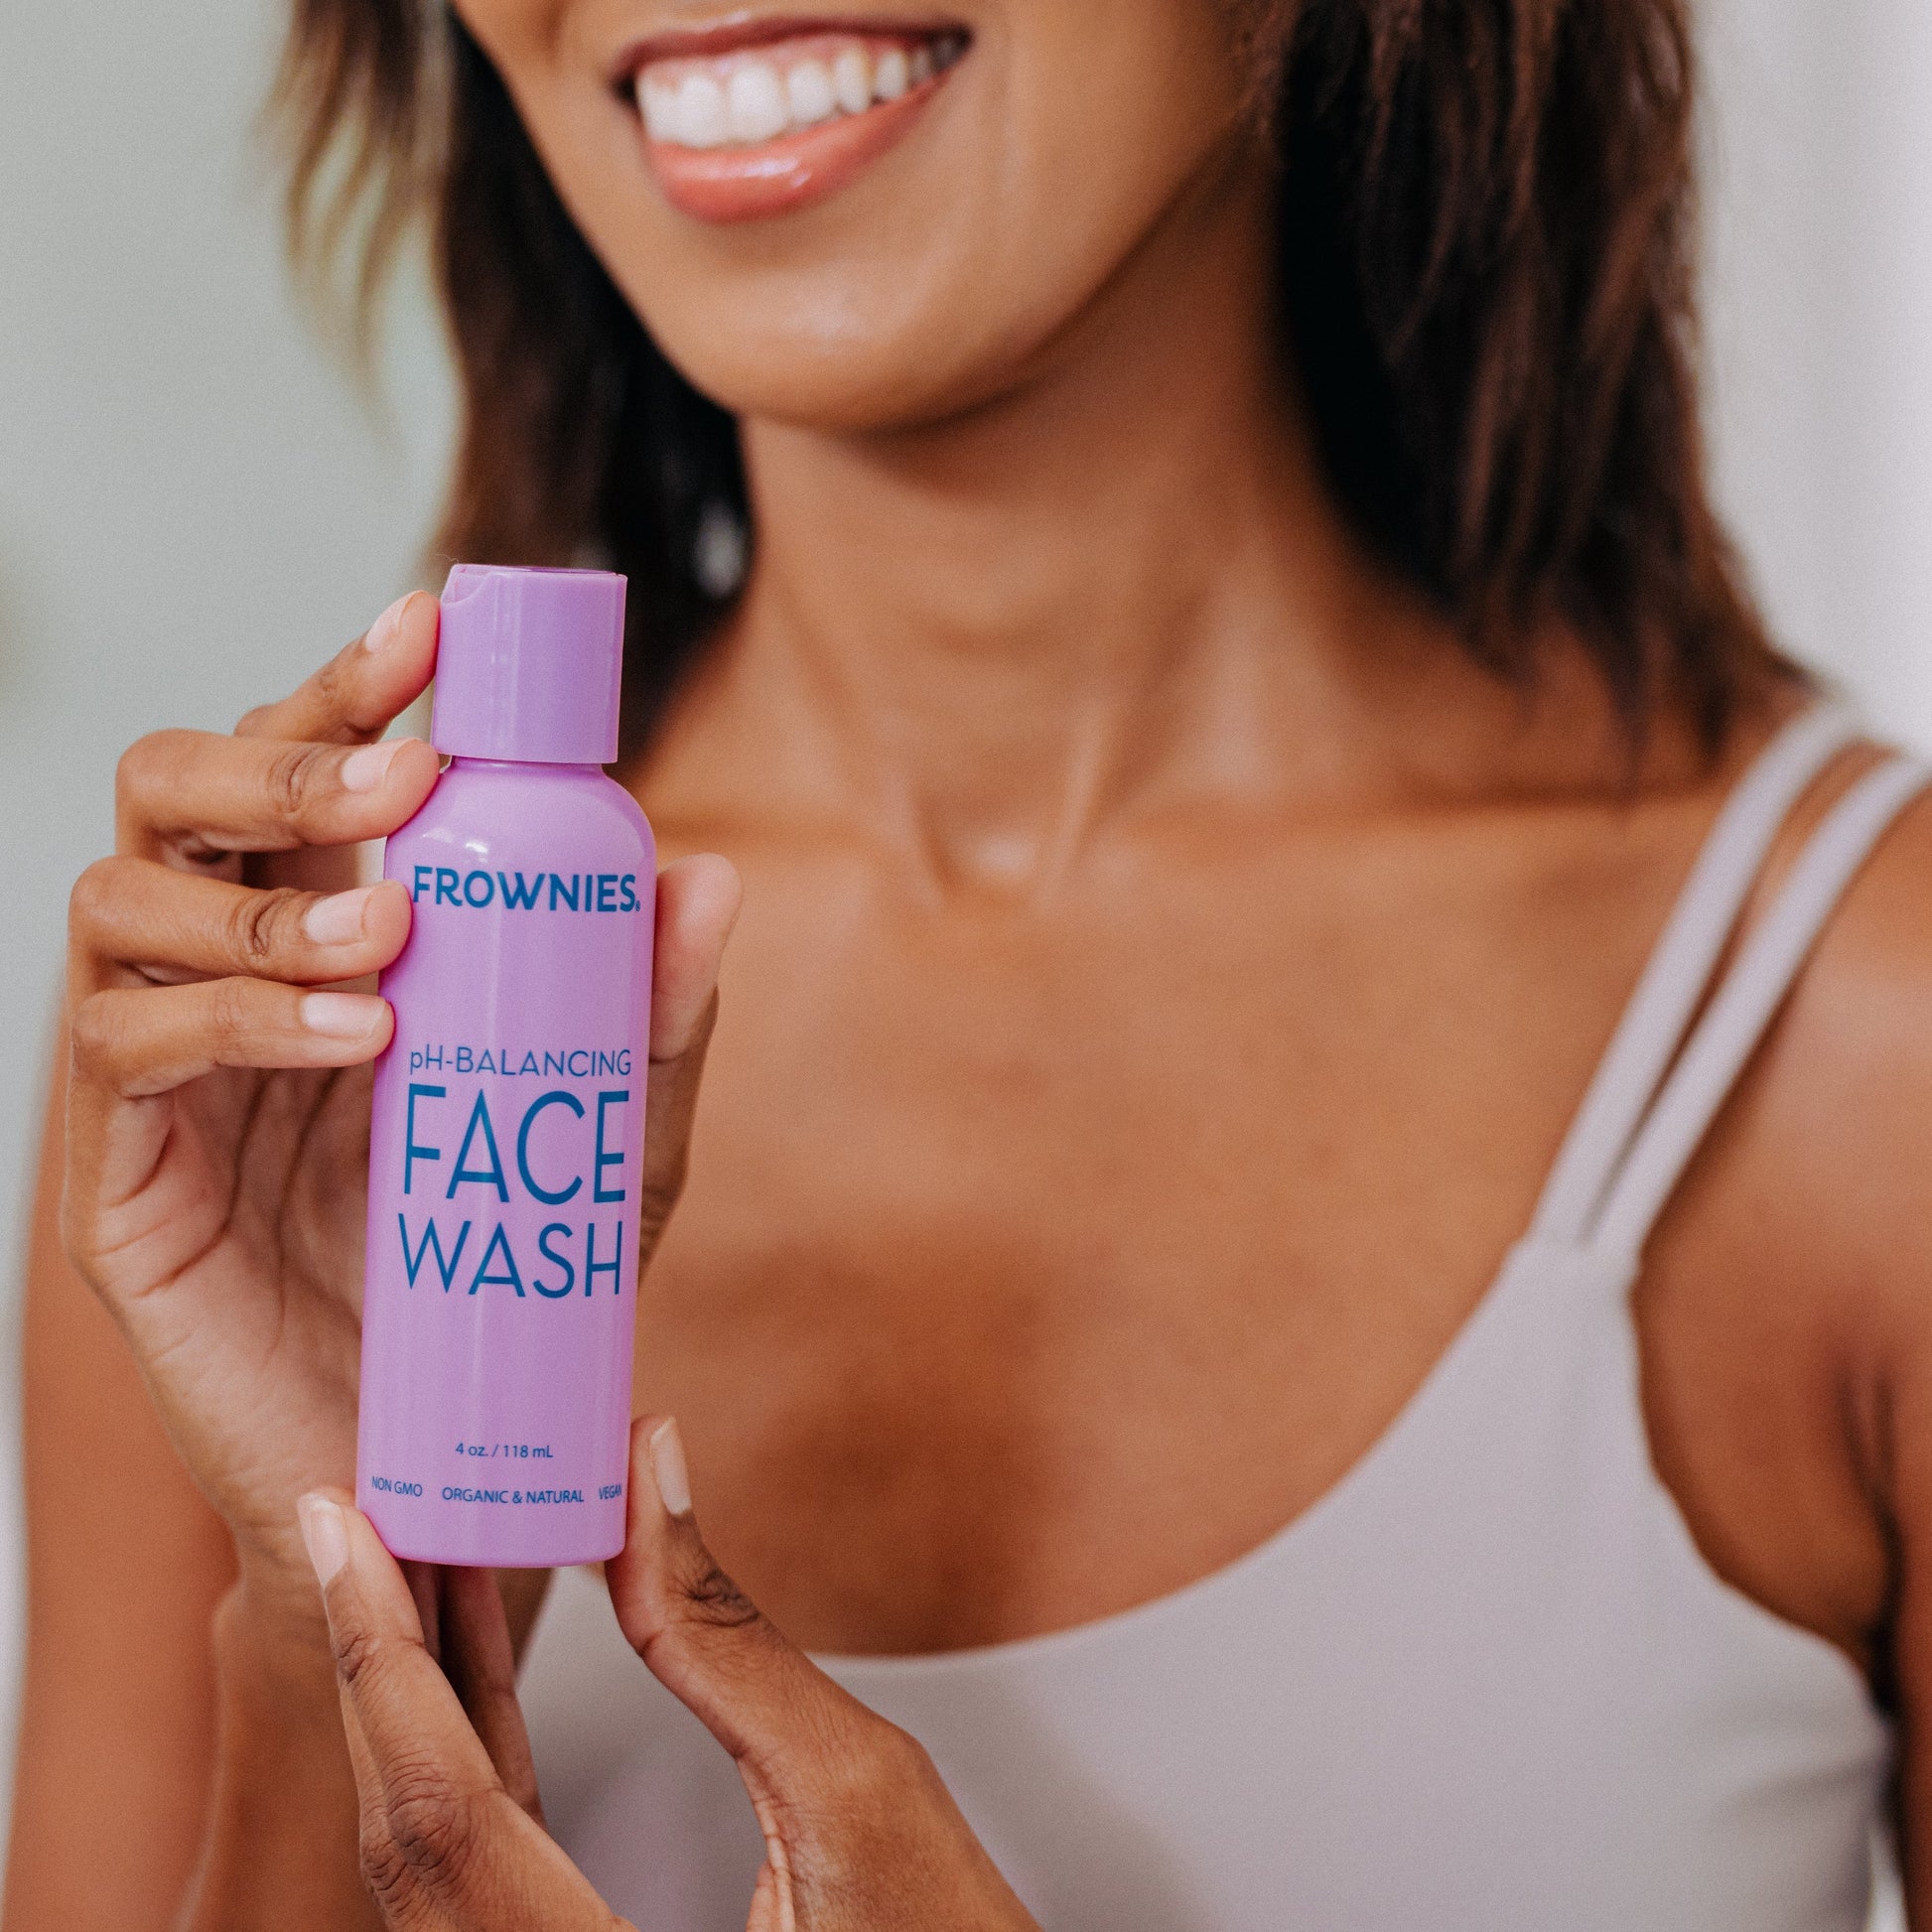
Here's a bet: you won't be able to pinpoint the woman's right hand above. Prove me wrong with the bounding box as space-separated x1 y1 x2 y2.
61 592 742 1644
60 592 444 1633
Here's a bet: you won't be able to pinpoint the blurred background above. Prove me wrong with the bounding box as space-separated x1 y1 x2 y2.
0 0 1926 1914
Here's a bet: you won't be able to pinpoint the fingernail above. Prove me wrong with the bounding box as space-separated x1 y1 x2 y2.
299 1494 348 1589
341 740 406 793
361 594 413 654
649 1420 693 1518
303 992 383 1038
303 885 373 946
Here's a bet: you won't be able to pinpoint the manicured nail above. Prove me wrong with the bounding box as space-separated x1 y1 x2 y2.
649 1420 693 1518
340 740 406 792
361 595 413 654
303 992 383 1038
303 885 373 946
299 1494 348 1588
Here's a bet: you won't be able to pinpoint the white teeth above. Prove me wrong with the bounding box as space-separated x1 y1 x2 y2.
638 75 679 142
832 47 873 115
640 35 957 150
786 59 837 126
872 46 909 101
726 62 789 143
674 71 728 147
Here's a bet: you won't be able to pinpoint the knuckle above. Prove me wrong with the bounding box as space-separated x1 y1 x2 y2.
262 741 330 824
769 1716 935 1872
373 1762 484 1899
357 1812 414 1914
114 730 193 825
826 1719 937 1824
113 731 169 803
874 1721 938 1792
679 1558 763 1635
224 887 302 970
330 1616 384 1696
67 992 122 1077
68 858 124 941
309 652 348 715
205 975 258 1046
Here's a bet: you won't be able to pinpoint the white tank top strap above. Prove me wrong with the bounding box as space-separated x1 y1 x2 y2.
1528 700 1863 1249
1584 750 1932 1258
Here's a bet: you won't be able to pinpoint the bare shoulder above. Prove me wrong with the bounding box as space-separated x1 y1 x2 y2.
1683 752 1932 1513
1616 748 1932 1669
1746 758 1932 1307
1772 757 1932 1877
1635 743 1932 1890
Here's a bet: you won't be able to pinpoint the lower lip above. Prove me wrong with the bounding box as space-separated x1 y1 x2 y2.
641 71 949 224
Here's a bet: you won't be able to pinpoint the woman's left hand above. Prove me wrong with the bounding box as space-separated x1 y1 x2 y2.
300 1416 1041 1932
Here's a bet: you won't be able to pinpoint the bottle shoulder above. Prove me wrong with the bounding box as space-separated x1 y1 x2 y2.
387 760 655 867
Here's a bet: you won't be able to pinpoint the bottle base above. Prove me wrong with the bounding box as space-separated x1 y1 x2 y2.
363 1494 626 1570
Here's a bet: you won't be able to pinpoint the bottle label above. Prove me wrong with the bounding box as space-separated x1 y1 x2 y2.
356 817 654 1566
388 1056 635 1303
407 865 643 914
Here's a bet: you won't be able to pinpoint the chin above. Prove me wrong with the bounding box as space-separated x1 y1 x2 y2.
465 2 1255 433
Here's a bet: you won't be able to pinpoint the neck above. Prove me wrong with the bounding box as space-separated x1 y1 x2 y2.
651 140 1597 896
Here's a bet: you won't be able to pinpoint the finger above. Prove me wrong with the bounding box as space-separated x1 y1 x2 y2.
439 1568 547 1826
300 1495 620 1931
69 979 390 1097
115 729 442 867
69 859 411 991
635 858 742 1257
607 1417 907 1808
236 591 441 746
402 1560 445 1668
649 856 743 1061
299 1495 506 1921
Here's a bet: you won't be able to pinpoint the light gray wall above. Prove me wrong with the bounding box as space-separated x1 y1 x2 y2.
0 0 1925 1908
0 0 454 1836
1702 0 1932 737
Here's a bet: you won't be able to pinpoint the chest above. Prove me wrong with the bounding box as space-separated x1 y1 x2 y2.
627 821 1872 1661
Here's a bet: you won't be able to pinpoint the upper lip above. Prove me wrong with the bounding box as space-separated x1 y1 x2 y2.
609 11 967 84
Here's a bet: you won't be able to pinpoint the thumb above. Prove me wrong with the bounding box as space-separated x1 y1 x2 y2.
636 855 742 1261
606 1424 1044 1932
605 1417 908 1808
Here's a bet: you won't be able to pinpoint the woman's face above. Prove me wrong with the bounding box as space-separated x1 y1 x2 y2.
453 0 1269 431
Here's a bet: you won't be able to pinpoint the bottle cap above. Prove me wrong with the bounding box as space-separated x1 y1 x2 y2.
430 564 626 764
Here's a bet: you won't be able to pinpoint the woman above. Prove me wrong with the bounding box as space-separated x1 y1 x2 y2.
11 0 1932 1923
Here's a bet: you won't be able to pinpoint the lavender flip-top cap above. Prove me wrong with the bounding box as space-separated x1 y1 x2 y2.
431 564 626 764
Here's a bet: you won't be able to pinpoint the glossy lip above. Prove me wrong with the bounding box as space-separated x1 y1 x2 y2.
613 11 969 224
644 78 949 222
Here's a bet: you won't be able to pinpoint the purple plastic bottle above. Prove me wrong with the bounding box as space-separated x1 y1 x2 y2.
356 565 655 1565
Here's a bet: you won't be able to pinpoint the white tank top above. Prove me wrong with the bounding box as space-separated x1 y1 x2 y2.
519 705 1923 1930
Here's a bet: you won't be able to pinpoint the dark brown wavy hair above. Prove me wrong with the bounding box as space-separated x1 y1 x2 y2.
275 0 1782 759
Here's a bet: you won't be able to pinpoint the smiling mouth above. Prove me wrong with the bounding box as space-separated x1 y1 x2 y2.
619 19 969 222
